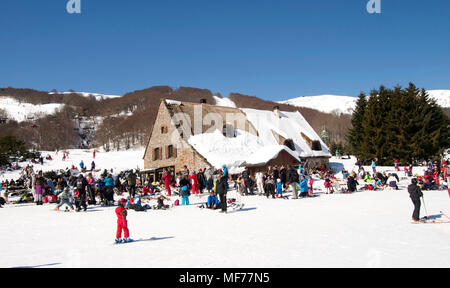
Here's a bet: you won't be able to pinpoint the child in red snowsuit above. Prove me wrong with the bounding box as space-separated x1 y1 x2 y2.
115 198 131 243
189 172 199 195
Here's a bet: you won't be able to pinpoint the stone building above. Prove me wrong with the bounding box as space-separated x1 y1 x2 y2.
143 99 331 180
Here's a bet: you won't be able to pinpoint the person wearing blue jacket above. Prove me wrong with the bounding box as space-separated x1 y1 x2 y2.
179 175 190 205
276 179 283 198
222 165 229 190
299 176 309 198
206 191 220 209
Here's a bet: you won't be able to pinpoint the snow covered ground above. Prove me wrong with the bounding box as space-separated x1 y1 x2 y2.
0 154 449 268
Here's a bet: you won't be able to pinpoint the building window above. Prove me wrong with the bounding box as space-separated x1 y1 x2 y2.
311 141 322 151
284 139 296 151
167 145 174 158
153 147 160 161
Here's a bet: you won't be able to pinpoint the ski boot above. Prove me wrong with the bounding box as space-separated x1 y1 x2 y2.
114 238 122 244
123 238 133 243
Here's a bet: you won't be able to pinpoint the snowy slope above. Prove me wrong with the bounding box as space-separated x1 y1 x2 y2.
0 156 449 268
0 148 144 182
279 90 450 115
49 91 121 101
427 90 450 108
0 97 64 122
279 95 358 115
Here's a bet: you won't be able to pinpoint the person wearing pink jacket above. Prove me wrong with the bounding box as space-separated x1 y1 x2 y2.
307 176 314 196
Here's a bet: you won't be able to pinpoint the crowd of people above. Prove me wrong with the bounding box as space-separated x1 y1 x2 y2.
1 155 449 225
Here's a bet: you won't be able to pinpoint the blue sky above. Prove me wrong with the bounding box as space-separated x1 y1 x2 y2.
0 0 449 101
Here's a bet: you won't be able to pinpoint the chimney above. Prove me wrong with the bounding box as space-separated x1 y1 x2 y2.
273 106 280 118
200 99 207 104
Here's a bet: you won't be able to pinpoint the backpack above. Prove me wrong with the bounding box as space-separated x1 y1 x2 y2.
174 199 180 206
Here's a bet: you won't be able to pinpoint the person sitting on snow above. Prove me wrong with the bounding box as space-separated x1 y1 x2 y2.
386 174 399 190
206 191 220 209
55 187 74 211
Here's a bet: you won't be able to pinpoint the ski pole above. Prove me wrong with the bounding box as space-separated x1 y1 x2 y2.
422 196 429 219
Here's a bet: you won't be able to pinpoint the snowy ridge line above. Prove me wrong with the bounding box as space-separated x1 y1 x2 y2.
278 90 450 115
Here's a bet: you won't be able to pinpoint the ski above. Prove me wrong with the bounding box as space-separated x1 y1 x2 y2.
440 211 450 220
412 219 450 224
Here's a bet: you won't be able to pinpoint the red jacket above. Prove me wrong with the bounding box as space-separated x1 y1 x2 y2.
162 174 172 185
189 174 198 186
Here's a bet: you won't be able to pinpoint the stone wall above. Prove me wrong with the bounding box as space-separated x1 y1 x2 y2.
143 101 211 173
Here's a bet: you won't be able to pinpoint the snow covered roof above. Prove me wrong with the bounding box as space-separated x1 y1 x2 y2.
243 145 301 167
162 99 330 172
241 108 331 158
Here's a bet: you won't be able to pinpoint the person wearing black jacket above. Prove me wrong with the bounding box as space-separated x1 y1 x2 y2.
215 174 228 213
347 173 358 193
408 178 424 222
287 165 299 199
241 167 253 195
75 174 88 211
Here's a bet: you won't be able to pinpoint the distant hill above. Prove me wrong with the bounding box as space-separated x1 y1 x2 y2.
0 86 447 151
278 90 450 115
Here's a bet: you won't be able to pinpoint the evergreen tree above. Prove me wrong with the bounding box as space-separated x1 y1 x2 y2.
347 92 367 156
0 135 27 165
349 83 449 165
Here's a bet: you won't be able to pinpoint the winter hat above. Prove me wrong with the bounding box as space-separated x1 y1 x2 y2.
119 198 127 203
277 179 281 183
411 178 418 185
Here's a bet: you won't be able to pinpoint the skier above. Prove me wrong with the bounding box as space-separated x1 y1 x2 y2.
79 160 85 171
408 178 424 222
115 198 132 244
